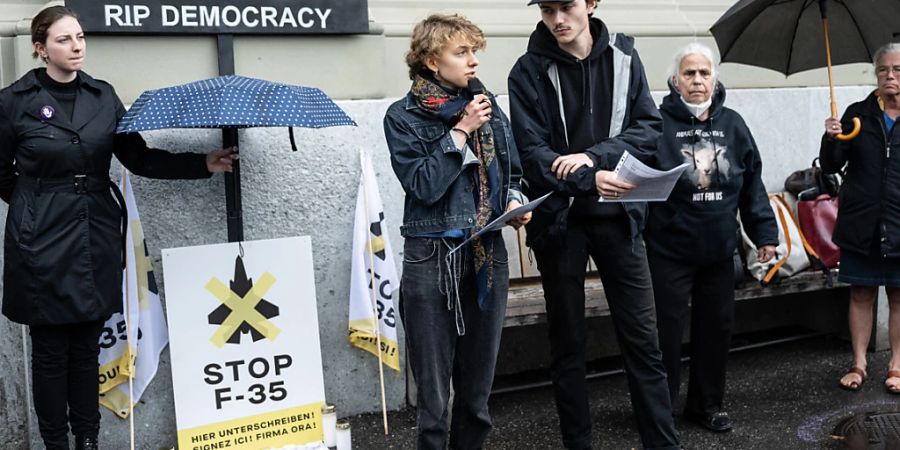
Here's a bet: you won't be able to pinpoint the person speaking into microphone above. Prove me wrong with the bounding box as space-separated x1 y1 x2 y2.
382 13 530 450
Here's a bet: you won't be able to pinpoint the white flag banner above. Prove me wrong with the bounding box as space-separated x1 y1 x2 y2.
348 148 401 371
97 170 169 418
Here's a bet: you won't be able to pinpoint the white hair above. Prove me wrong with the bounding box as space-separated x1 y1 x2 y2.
874 42 900 67
668 42 719 84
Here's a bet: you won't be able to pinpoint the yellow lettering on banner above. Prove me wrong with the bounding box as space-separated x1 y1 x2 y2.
177 402 324 449
97 347 135 394
348 319 400 371
205 273 281 348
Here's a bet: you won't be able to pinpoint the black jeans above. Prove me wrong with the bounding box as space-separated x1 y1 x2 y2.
400 235 509 450
30 320 105 450
647 251 735 416
533 216 680 450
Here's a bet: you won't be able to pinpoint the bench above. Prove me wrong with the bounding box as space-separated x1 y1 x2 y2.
499 225 849 328
409 221 849 405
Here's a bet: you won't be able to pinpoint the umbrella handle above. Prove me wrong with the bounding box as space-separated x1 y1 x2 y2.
836 117 861 141
822 16 861 142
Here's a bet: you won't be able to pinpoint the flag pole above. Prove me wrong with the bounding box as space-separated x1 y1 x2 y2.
121 169 136 450
359 149 390 435
127 355 135 450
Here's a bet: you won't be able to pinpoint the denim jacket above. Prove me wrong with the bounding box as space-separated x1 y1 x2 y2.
384 91 525 237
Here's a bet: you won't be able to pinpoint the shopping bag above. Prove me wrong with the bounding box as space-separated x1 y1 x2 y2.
797 193 840 268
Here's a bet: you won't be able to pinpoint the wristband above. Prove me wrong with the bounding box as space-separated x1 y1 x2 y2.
451 128 471 140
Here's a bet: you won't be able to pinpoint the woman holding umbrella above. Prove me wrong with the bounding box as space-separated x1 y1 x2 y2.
0 6 235 450
644 43 778 432
823 43 900 394
383 14 530 449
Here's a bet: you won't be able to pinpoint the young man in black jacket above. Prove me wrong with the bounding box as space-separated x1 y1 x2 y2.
508 1 681 449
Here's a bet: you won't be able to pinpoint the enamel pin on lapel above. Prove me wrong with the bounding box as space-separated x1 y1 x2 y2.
40 105 54 120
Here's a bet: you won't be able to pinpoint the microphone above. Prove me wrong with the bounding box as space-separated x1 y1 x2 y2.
467 78 490 134
468 78 486 97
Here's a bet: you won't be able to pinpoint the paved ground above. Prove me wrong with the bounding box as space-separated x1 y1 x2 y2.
350 335 900 449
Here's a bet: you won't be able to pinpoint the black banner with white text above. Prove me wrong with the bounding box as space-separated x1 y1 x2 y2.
65 0 368 34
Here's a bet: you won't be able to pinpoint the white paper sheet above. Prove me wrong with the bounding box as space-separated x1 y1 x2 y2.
598 151 689 203
450 192 552 252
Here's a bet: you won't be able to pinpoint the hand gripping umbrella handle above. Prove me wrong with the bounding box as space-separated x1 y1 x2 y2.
832 100 861 141
835 117 861 141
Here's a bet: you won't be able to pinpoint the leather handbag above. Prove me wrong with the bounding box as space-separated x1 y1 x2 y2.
784 157 840 198
797 193 840 268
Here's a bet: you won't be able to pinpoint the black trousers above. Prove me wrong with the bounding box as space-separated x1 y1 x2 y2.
647 251 735 416
399 236 509 450
533 216 680 450
30 320 104 450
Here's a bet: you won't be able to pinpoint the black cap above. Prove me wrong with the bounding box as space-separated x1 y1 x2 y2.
528 0 574 4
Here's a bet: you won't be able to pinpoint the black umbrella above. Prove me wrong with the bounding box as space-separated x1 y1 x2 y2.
711 0 900 140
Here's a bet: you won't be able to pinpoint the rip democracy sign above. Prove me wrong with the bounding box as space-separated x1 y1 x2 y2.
66 0 368 34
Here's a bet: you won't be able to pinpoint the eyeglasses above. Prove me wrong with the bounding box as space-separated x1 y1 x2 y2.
876 65 900 76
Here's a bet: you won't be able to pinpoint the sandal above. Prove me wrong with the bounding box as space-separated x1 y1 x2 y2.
885 370 900 394
839 367 867 391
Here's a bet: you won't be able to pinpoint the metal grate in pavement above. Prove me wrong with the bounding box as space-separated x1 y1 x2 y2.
832 412 900 449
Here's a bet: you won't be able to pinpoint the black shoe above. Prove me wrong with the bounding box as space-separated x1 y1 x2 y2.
74 435 99 450
685 410 733 432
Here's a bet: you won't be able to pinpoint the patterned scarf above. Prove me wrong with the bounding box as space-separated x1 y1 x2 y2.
411 73 502 309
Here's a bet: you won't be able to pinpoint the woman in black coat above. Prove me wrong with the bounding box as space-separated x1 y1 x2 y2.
644 43 777 433
0 7 235 449
823 43 900 394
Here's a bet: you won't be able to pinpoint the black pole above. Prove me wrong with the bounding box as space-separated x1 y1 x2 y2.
217 34 243 242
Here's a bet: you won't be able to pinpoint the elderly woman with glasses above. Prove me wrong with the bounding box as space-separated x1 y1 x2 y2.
822 42 900 394
643 42 777 433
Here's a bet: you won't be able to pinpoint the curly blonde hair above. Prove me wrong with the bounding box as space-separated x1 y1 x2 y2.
405 14 486 80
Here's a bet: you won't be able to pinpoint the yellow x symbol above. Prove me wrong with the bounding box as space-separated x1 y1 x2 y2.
130 221 153 311
205 272 281 348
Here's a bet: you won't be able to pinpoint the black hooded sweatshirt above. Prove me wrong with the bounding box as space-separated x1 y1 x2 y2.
508 18 662 250
644 81 778 264
537 20 617 217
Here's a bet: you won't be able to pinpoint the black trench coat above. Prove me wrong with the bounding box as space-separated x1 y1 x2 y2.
0 69 211 325
820 92 900 258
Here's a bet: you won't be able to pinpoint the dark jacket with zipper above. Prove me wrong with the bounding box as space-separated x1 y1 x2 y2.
0 69 211 325
507 18 662 251
820 91 900 257
383 90 524 237
645 81 777 264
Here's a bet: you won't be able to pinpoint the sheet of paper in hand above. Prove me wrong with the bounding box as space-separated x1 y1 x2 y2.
451 192 552 252
598 151 689 203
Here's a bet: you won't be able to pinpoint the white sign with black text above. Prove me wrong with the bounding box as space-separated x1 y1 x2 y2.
162 236 326 449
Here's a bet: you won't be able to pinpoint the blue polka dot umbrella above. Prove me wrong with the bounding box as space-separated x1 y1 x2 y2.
115 75 357 150
115 75 357 241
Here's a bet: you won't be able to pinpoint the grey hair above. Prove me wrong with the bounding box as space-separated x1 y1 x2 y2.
668 42 719 84
874 42 900 67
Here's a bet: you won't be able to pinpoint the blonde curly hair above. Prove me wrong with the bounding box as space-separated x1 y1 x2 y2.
405 14 486 80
